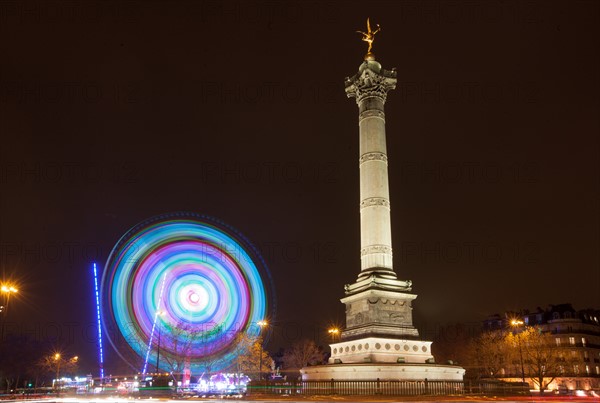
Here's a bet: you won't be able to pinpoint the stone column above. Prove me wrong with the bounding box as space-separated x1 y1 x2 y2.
345 55 397 280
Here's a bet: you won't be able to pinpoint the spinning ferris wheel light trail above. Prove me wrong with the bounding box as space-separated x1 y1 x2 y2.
101 213 274 373
142 272 167 375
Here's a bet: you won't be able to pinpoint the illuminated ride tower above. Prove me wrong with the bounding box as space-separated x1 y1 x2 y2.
301 20 465 381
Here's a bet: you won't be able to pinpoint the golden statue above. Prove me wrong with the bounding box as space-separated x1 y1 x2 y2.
357 18 381 55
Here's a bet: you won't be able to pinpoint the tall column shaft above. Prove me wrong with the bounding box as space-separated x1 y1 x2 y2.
358 98 393 274
339 56 417 344
345 58 397 280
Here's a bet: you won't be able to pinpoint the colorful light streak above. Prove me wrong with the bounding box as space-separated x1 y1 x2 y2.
101 213 273 372
142 273 167 375
92 263 105 380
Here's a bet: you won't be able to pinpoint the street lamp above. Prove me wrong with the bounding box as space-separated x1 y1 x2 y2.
257 320 268 381
1 285 18 309
510 319 526 384
54 353 62 396
328 328 340 339
53 353 78 396
0 284 18 337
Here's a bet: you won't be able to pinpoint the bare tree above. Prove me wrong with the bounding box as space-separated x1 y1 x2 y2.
36 352 78 393
468 331 510 379
196 327 229 377
233 332 272 379
469 326 572 394
511 327 568 394
432 322 476 369
160 322 202 380
282 339 324 372
0 334 47 393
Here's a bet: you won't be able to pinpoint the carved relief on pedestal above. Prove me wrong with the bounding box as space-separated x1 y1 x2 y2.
353 296 412 326
389 312 404 323
367 298 406 306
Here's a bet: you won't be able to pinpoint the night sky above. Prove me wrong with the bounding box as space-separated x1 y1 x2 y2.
1 1 598 374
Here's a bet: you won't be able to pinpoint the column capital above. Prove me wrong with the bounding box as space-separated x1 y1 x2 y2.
345 60 397 104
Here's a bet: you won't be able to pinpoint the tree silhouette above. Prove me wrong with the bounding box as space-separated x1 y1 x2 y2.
282 339 324 373
160 322 202 380
37 352 79 393
232 332 272 379
468 326 574 393
468 331 509 379
509 327 569 394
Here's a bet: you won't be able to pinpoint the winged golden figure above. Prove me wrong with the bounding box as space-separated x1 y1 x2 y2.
357 18 381 54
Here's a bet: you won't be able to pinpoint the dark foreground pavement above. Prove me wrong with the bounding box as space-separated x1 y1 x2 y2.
1 396 599 403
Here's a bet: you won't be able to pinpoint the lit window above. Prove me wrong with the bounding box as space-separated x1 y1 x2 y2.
596 366 599 375
524 317 529 325
574 364 579 374
555 338 561 346
581 337 586 347
569 337 575 345
586 365 590 375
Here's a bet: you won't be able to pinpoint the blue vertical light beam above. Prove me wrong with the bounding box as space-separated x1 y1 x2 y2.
93 263 105 380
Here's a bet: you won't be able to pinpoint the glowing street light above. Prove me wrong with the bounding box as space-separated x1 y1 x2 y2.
510 318 526 384
328 327 341 343
52 352 78 396
54 353 62 395
257 320 268 381
0 284 18 343
1 284 18 315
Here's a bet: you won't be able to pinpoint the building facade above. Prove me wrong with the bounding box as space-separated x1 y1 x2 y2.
484 304 600 393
